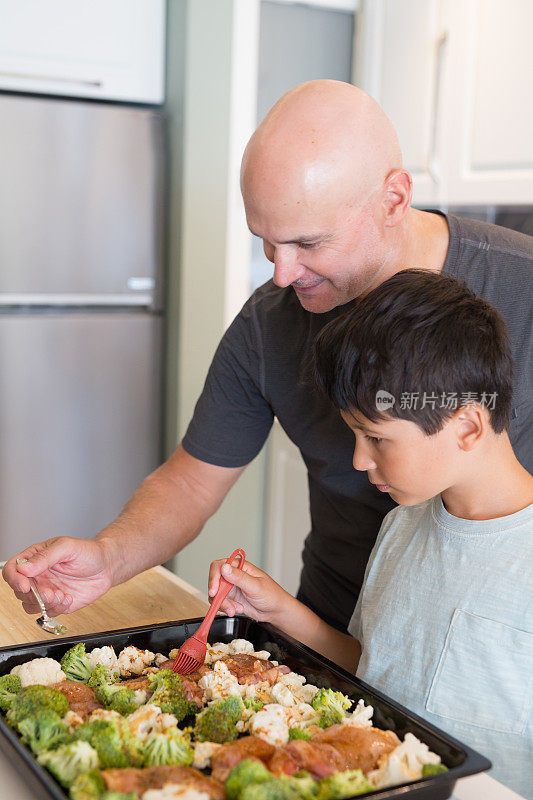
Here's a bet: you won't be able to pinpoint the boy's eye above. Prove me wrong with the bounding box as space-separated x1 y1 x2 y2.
365 435 382 444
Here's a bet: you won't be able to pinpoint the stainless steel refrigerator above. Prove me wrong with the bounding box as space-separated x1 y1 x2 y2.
0 93 164 560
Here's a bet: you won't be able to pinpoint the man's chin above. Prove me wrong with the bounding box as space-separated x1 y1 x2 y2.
293 286 340 314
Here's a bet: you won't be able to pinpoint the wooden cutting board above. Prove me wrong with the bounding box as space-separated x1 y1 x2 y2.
0 566 209 648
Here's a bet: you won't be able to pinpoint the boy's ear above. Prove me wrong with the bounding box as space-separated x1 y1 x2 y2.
454 404 488 451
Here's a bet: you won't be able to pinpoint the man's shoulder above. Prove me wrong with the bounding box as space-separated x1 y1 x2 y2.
449 213 533 259
447 214 533 285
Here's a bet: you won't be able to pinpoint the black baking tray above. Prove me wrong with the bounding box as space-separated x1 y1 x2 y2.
0 616 491 800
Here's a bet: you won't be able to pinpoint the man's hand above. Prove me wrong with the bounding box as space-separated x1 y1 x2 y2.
208 558 290 623
2 537 113 616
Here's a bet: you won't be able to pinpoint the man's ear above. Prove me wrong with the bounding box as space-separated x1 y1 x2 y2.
454 404 488 451
382 169 412 227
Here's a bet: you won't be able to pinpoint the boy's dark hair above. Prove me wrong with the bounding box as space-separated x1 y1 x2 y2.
314 269 513 435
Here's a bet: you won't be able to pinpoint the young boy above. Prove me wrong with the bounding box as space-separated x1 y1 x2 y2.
208 270 533 798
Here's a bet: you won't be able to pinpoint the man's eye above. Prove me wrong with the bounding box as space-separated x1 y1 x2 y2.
299 242 318 250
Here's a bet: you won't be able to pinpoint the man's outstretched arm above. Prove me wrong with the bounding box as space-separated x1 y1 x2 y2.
2 445 245 616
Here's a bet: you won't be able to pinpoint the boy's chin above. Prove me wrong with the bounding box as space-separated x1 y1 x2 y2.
389 487 435 507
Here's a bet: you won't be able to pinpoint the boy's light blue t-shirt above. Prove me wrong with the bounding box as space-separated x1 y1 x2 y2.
348 496 533 798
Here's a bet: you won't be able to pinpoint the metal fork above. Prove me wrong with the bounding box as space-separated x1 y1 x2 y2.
16 558 67 636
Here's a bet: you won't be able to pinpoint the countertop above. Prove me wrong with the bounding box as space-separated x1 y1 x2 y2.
0 566 524 800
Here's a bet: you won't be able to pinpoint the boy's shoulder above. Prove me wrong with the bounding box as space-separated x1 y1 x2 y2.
380 497 435 535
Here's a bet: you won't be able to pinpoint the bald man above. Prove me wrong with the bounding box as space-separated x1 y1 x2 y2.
4 81 533 632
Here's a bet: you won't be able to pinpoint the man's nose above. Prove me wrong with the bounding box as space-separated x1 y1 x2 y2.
352 441 377 472
272 246 304 288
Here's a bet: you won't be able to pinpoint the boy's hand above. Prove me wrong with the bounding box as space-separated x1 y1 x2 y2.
208 558 290 622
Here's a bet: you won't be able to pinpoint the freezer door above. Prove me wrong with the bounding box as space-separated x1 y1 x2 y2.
0 94 164 305
0 312 161 560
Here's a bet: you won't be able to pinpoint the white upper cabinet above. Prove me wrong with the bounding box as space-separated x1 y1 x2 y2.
443 0 533 205
356 0 443 207
356 0 533 206
0 0 166 104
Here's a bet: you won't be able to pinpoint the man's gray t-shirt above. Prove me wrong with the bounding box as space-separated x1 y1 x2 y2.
182 214 533 629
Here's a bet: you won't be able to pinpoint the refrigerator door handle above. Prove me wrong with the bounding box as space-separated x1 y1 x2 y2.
0 294 154 307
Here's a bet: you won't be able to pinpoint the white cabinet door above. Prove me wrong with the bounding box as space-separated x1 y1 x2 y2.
0 0 165 103
356 0 445 207
356 0 533 207
444 0 533 204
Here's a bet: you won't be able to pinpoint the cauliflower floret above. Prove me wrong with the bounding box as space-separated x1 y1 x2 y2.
117 646 155 677
142 787 211 800
168 649 180 661
286 702 317 729
294 683 319 704
252 650 271 661
198 661 245 702
63 710 85 734
192 740 223 769
277 671 318 704
204 642 231 665
88 708 123 724
369 733 442 789
127 703 178 741
236 706 257 733
341 699 374 728
243 681 273 705
228 639 255 655
154 653 168 667
271 682 298 708
86 645 119 674
250 704 290 746
11 657 66 687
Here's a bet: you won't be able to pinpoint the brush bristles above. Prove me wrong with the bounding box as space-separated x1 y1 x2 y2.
172 654 200 675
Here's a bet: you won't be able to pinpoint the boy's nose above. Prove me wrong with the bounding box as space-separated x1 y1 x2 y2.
352 443 377 472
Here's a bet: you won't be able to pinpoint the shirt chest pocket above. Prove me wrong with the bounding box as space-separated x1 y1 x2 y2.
426 608 533 734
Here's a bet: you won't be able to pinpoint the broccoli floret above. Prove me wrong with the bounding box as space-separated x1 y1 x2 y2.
95 684 140 717
226 758 272 800
101 793 139 800
87 664 120 689
69 768 107 800
61 644 93 683
7 685 69 726
144 728 193 766
317 770 374 799
422 763 448 777
311 689 352 729
244 698 264 713
0 674 22 712
75 718 143 769
241 775 318 800
194 695 244 743
17 708 71 753
146 669 197 721
288 727 312 742
38 740 99 787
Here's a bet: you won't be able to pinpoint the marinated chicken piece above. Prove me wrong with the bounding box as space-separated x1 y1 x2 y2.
101 765 224 799
120 675 152 692
274 740 346 778
49 680 103 718
311 724 401 775
211 736 276 782
209 654 290 686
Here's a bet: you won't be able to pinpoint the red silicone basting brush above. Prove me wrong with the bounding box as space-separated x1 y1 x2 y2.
172 548 245 675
